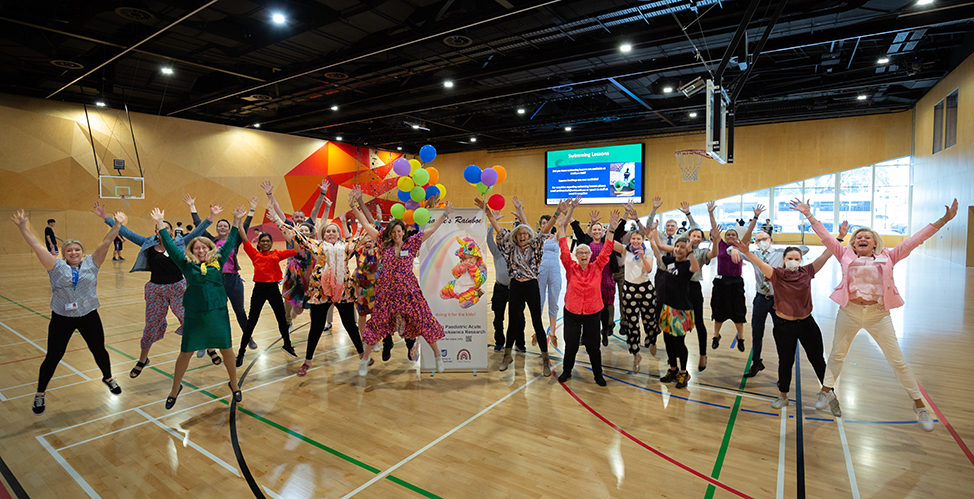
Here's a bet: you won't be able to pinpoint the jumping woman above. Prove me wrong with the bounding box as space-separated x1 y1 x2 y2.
650 231 699 390
612 214 658 374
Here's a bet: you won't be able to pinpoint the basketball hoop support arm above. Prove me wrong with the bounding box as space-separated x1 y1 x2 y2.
729 0 789 103
83 104 101 176
714 0 762 86
124 103 144 177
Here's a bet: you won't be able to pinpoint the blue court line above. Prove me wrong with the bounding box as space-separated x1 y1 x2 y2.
794 346 806 499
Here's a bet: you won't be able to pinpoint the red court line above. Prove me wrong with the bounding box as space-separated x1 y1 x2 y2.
0 335 140 366
917 382 974 469
0 480 12 499
558 376 754 499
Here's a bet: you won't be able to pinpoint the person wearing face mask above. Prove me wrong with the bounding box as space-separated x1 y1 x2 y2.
151 205 247 410
94 200 220 377
706 201 758 354
793 198 958 431
13 208 125 415
570 209 619 347
556 199 616 386
735 241 835 409
649 233 699 389
235 227 298 368
481 196 565 376
187 194 258 351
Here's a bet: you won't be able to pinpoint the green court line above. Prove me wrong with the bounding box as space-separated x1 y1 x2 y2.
704 350 754 499
0 293 51 320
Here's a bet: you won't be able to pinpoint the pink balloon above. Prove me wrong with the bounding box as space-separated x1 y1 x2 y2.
480 168 498 186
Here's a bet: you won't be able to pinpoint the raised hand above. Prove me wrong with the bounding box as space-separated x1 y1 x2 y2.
712 227 723 241
182 194 196 207
279 224 295 240
732 238 750 254
570 196 582 209
838 220 850 239
624 200 637 219
789 198 811 214
319 179 331 195
375 204 382 220
652 196 663 210
249 197 259 211
261 180 274 196
706 200 716 213
679 201 691 214
753 204 766 218
473 197 486 210
589 210 601 224
444 201 456 216
557 199 570 215
649 218 659 234
944 198 959 221
492 210 505 220
10 209 28 227
232 204 247 220
609 210 621 229
347 189 358 206
114 210 128 225
512 196 523 212
209 203 224 218
150 208 165 223
92 202 107 220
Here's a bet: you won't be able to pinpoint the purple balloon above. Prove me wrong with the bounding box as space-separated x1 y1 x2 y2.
393 158 411 176
405 200 420 210
480 168 498 186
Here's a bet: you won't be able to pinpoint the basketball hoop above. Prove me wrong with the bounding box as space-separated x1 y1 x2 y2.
674 149 710 182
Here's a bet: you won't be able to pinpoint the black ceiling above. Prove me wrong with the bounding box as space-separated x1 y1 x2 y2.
2 0 973 154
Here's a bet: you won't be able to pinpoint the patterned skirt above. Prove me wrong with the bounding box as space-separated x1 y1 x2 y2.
660 305 694 337
282 256 311 309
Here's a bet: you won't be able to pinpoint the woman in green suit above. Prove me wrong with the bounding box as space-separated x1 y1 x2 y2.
152 205 247 409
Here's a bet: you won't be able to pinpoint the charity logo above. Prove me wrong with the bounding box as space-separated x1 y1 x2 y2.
456 349 471 361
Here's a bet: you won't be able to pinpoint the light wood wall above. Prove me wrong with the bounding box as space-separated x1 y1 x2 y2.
912 51 974 266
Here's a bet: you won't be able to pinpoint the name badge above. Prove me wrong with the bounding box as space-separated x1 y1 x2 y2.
667 263 675 271
874 256 888 263
64 302 78 311
400 250 409 257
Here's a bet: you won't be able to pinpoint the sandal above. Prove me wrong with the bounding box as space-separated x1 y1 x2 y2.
102 377 122 395
632 353 641 374
207 350 222 365
297 363 311 377
130 358 149 378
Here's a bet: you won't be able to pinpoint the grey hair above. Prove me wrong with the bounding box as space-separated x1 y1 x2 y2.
574 243 591 254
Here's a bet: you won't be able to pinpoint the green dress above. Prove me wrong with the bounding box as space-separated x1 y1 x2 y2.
160 228 239 352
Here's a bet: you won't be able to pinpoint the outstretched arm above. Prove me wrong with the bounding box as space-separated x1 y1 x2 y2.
810 249 833 273
707 227 722 260
512 196 530 227
94 202 148 246
310 179 332 225
475 197 502 234
262 180 288 223
706 200 718 236
422 202 455 243
687 246 700 274
649 196 662 225
91 211 125 267
733 239 773 278
741 204 765 242
680 201 699 230
11 211 58 270
347 187 380 242
540 198 569 235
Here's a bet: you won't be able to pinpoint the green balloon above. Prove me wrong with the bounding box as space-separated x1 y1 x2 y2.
413 207 431 225
411 168 430 186
390 203 406 219
476 182 489 195
410 186 425 202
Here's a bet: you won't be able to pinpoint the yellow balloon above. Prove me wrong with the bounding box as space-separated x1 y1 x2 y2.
435 183 446 200
397 176 415 192
409 159 422 173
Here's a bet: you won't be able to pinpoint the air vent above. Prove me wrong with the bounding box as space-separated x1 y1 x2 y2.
601 116 620 122
551 85 573 93
324 72 349 80
242 94 273 102
443 35 473 48
115 7 156 22
50 60 84 70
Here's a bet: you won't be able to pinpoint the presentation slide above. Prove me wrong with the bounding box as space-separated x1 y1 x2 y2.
545 143 644 205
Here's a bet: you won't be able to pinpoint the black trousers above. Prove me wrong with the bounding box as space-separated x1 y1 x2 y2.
506 279 548 352
239 282 291 356
39 311 112 392
688 281 708 356
491 282 522 348
773 315 827 393
663 333 688 371
562 309 602 376
751 294 775 363
307 302 363 360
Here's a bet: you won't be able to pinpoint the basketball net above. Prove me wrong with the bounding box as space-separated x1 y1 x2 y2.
674 149 710 182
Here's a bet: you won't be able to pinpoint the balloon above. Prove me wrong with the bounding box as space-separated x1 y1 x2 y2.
411 168 429 186
397 176 415 192
390 203 405 220
419 144 437 164
463 165 482 184
393 158 411 176
404 210 415 225
436 202 446 208
425 185 440 200
435 183 446 199
492 165 507 184
476 182 489 195
405 200 419 210
397 189 411 203
410 186 425 202
488 194 505 211
413 207 431 225
426 167 439 185
480 168 498 186
408 159 422 173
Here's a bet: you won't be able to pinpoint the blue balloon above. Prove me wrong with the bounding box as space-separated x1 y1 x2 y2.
419 144 437 164
397 189 411 202
425 185 440 200
463 164 482 184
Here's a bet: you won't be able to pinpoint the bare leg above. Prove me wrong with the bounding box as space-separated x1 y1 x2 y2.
713 322 723 337
138 347 150 363
168 352 193 397
548 314 559 348
735 322 744 340
221 348 239 391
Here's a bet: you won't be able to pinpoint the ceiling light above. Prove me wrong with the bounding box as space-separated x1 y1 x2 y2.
620 44 632 53
689 112 698 118
95 101 106 107
161 67 173 75
253 123 260 128
336 136 342 141
878 57 890 64
272 13 286 24
397 146 402 151
857 95 868 100
565 126 572 131
662 86 673 94
517 108 525 114
444 80 454 88
330 105 339 111
917 0 934 5
411 124 420 129
470 137 477 142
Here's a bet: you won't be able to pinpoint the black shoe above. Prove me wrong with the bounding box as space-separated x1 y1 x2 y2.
165 385 183 410
744 360 765 378
601 330 609 347
737 337 746 352
493 343 503 352
102 377 122 395
660 369 678 383
32 393 45 415
281 345 298 358
594 374 607 387
675 372 690 389
323 324 332 332
711 334 721 349
516 345 527 353
557 370 572 382
228 382 242 403
236 352 246 368
382 342 392 361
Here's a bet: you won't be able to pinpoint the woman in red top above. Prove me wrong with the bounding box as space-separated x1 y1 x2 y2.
556 198 616 386
235 221 298 367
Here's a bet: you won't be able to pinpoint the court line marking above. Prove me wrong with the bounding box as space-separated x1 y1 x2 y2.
776 405 787 499
339 363 559 499
705 350 753 499
136 408 241 477
794 347 805 499
558 375 754 499
0 320 88 380
917 382 974 469
36 437 100 499
835 417 860 499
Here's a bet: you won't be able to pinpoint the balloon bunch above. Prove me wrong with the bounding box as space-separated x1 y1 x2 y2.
463 164 507 211
391 145 447 225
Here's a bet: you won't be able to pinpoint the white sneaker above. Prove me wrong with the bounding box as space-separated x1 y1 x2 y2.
771 397 788 409
915 407 935 432
436 357 445 373
196 349 206 358
358 358 369 376
816 390 833 411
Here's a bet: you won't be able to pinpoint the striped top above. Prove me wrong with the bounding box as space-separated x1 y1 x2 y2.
48 256 100 317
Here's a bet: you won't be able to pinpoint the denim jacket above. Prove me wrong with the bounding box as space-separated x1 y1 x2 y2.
104 217 213 273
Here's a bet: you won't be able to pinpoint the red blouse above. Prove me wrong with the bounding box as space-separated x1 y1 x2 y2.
241 238 296 283
559 237 616 315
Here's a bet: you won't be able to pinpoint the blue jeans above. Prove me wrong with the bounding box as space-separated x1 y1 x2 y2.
222 273 248 332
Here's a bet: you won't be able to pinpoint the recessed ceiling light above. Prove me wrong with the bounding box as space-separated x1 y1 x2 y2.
272 13 286 24
517 108 525 114
331 105 339 111
878 57 890 64
620 44 632 53
662 86 673 93
95 101 106 107
689 112 698 118
857 95 868 100
411 124 420 129
917 0 934 5
470 137 477 142
565 126 572 131
397 146 403 151
336 136 342 141
444 80 454 88
161 67 173 75
253 123 261 128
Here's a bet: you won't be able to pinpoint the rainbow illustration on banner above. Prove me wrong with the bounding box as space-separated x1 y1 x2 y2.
418 226 472 289
457 349 472 361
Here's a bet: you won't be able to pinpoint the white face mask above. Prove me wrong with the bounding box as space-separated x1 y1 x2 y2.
756 240 771 251
784 260 800 271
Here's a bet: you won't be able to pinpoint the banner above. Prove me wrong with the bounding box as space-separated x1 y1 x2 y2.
418 208 489 371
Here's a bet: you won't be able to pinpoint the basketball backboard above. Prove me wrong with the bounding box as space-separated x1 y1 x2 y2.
705 79 734 164
99 175 145 200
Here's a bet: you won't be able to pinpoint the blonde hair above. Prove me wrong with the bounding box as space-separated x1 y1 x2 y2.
184 237 219 265
851 227 885 254
62 238 84 253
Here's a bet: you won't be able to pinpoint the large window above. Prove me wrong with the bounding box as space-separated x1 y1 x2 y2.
805 174 836 232
774 182 803 232
945 90 958 149
873 158 911 234
933 99 945 154
839 165 873 229
713 195 743 230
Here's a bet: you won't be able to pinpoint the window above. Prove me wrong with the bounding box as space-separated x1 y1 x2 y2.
713 195 743 230
873 158 911 234
741 188 771 231
773 182 803 232
933 99 944 154
945 90 958 149
805 174 836 232
839 166 873 229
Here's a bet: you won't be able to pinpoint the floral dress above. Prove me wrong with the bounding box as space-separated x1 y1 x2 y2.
292 232 355 305
282 247 313 309
353 241 380 315
362 230 445 345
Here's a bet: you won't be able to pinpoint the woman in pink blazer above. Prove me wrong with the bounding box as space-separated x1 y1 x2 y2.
791 198 958 432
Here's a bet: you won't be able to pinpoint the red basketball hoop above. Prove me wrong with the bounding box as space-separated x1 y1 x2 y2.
674 149 711 182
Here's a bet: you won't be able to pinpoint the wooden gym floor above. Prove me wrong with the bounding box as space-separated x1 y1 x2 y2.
0 245 971 498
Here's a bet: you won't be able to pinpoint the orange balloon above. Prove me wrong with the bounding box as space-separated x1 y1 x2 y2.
426 167 439 185
404 210 415 225
436 202 446 208
493 165 507 184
